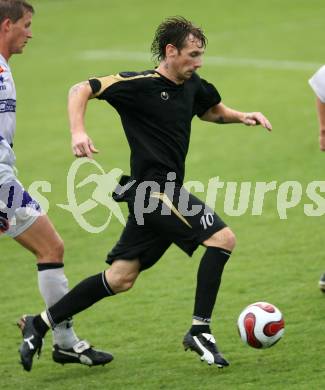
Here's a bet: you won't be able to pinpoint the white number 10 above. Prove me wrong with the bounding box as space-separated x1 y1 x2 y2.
200 213 214 230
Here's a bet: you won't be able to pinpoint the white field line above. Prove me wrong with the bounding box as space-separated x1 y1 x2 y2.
79 50 321 71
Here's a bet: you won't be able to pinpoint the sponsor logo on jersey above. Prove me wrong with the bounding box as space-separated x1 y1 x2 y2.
0 99 16 113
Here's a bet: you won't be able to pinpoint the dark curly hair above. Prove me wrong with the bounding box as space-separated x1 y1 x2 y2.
0 0 34 24
151 16 207 62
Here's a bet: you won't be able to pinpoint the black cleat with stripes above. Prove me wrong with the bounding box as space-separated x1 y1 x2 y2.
52 340 114 366
183 331 229 368
17 315 43 372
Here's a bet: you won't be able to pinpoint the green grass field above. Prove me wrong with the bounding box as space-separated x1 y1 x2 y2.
1 0 325 388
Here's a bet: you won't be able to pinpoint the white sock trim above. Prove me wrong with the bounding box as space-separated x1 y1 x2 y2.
41 310 51 328
192 318 210 326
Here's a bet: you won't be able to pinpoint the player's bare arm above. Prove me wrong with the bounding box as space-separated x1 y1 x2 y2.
200 102 272 131
68 81 98 158
316 97 325 151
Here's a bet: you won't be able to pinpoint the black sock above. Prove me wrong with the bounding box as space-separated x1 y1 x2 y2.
33 315 50 337
34 272 114 331
190 324 211 336
193 247 231 322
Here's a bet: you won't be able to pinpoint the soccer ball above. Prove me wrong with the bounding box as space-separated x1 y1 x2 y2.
237 302 285 349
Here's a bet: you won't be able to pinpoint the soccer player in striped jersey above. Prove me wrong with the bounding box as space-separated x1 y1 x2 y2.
0 0 112 369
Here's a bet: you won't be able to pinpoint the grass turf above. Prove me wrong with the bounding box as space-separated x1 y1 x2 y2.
1 0 324 388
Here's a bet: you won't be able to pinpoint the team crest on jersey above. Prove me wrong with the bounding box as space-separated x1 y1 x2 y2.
0 66 5 74
161 91 169 100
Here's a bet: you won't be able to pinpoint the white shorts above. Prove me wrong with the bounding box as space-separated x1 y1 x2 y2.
0 138 41 238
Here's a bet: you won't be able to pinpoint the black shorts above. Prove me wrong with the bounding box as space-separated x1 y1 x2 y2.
106 178 227 270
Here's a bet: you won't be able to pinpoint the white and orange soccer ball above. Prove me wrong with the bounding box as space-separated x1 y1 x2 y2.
237 302 285 349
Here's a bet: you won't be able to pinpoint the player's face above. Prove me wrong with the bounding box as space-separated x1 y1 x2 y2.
8 11 33 55
172 34 204 82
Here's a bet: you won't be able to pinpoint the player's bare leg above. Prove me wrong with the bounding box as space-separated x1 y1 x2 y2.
105 259 140 293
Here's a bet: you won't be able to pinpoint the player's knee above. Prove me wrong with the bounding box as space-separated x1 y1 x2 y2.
204 228 236 252
52 237 65 259
106 270 137 293
37 236 64 262
120 276 136 292
114 275 136 292
225 230 236 251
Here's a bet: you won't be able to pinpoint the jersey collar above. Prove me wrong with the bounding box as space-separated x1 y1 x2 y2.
154 70 186 88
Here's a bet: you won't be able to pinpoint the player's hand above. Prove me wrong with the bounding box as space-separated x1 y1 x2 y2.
71 131 99 158
243 112 272 131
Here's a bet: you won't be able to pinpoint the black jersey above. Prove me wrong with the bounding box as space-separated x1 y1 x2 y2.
89 70 221 184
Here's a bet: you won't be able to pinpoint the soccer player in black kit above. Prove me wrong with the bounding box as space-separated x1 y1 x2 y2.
18 16 272 371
